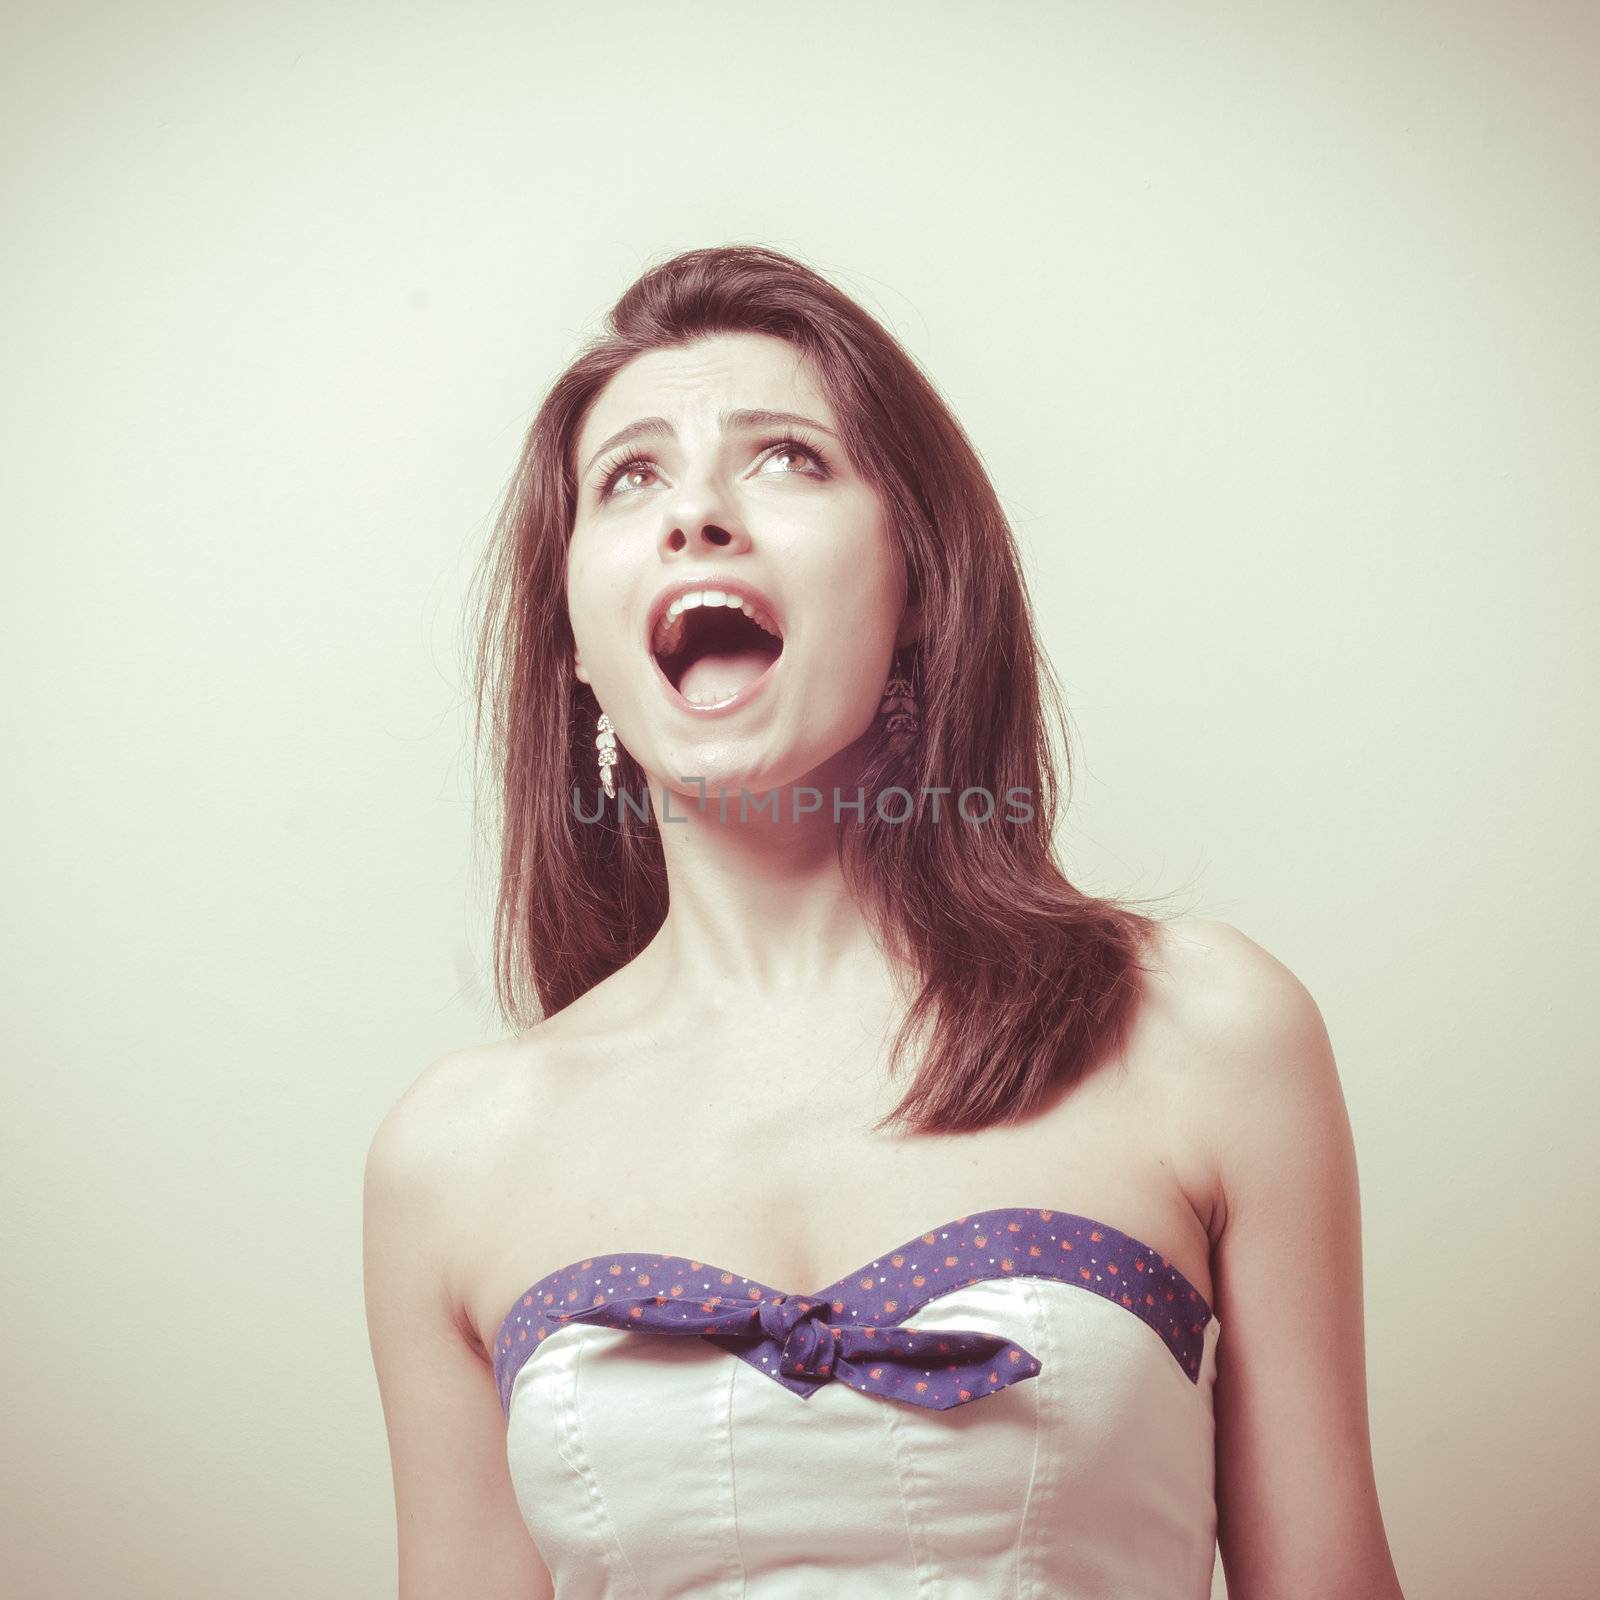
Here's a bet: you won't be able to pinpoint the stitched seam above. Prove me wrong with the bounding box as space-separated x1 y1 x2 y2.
879 1388 942 1597
1010 1278 1048 1600
559 1337 652 1598
1189 1315 1222 1586
722 1356 750 1599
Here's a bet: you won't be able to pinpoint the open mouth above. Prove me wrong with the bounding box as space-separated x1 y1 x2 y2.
650 592 784 708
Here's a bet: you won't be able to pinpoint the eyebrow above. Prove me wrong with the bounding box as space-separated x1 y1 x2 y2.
580 407 840 481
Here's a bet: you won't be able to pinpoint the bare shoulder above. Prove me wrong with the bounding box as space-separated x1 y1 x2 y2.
362 1035 562 1599
367 1034 543 1171
1149 915 1329 1043
363 1033 553 1299
1146 930 1404 1593
1140 917 1344 1236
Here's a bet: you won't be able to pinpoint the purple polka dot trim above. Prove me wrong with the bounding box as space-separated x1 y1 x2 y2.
493 1206 1214 1417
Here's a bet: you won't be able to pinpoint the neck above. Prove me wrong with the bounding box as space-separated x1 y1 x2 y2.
629 743 903 1009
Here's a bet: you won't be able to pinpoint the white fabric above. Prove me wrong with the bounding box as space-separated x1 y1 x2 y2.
505 1276 1220 1598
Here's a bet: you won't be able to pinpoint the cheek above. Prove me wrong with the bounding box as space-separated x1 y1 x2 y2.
810 488 899 590
799 557 903 728
815 543 903 646
565 535 624 656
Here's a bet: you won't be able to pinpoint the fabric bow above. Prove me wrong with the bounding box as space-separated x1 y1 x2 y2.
547 1290 1041 1411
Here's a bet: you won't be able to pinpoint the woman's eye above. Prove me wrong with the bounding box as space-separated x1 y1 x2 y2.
615 464 657 494
757 444 819 476
599 439 826 500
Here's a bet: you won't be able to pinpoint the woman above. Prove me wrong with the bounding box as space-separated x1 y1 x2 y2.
363 246 1405 1598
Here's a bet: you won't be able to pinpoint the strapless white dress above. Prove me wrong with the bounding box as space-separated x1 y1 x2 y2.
494 1206 1220 1598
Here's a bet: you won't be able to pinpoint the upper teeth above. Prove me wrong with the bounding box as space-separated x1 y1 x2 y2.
653 589 782 654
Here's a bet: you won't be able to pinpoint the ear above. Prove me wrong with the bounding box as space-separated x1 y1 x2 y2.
894 599 923 649
573 651 590 686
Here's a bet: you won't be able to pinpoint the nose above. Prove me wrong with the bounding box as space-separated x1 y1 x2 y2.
657 469 753 558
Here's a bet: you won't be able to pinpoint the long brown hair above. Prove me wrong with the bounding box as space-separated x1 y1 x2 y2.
469 244 1181 1135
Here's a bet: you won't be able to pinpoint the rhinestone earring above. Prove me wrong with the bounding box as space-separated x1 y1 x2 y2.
595 710 618 799
878 653 919 754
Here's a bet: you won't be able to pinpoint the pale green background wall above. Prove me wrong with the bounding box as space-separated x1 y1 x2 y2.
4 3 1594 1596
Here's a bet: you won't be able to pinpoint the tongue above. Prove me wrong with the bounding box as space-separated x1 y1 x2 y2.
678 648 774 703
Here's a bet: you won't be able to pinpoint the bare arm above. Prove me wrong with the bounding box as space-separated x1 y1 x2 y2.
1186 923 1406 1599
363 1054 555 1600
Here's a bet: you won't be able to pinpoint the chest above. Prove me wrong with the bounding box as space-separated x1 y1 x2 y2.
464 1030 1215 1364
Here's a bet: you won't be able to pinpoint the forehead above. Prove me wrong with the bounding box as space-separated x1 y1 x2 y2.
577 333 834 454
